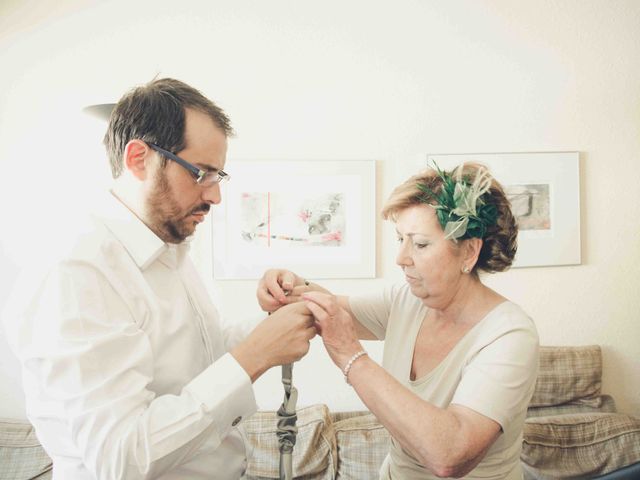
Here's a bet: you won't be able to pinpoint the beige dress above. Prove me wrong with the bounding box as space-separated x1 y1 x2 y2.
349 283 539 480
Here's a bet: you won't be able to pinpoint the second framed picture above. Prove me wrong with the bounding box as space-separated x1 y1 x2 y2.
425 152 581 268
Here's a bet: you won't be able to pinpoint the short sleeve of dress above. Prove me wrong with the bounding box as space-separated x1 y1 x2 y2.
348 283 401 340
451 304 539 430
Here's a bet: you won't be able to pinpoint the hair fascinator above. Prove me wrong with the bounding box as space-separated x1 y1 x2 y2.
417 163 498 240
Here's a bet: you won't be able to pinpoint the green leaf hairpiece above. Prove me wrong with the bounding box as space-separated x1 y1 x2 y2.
417 162 498 240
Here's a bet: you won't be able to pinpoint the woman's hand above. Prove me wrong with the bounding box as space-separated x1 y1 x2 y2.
303 291 363 370
256 269 309 312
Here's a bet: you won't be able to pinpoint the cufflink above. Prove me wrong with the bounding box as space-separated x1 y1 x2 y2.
232 416 242 426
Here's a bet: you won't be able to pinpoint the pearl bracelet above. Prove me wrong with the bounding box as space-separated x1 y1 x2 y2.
342 350 367 385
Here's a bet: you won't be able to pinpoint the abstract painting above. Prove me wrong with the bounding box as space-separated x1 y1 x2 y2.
212 160 376 279
505 184 551 231
239 192 346 247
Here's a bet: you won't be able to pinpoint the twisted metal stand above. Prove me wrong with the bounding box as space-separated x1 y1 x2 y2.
276 363 298 480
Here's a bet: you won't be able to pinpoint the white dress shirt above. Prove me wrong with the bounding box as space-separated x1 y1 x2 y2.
3 193 259 480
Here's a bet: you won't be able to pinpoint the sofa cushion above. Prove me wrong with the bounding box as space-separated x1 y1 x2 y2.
530 345 602 408
527 394 617 419
333 413 390 479
521 412 640 479
0 418 52 480
240 404 336 480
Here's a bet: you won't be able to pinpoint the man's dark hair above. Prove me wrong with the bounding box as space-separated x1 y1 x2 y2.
104 78 234 178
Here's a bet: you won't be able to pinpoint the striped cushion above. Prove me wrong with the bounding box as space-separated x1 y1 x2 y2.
240 404 336 479
333 413 390 479
0 418 52 480
530 345 602 408
527 394 617 419
522 412 640 478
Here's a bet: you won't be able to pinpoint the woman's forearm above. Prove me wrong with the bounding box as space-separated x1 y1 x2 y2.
346 356 486 477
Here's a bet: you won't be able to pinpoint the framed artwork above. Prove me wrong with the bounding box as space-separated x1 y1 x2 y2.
425 152 581 268
212 160 376 279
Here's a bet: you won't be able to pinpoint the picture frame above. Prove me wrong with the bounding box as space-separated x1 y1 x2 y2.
425 152 581 268
212 160 376 279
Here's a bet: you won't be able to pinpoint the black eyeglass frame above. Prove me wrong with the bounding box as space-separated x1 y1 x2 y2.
147 142 230 185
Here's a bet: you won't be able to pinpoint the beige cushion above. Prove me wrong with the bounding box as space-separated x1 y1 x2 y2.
240 404 336 480
0 418 52 480
521 412 640 478
334 413 389 479
527 394 617 419
530 345 602 408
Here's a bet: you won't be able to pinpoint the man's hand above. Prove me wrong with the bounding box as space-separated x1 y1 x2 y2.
257 269 313 312
231 301 317 382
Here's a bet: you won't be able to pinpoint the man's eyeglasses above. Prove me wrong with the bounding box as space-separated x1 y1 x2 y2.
147 143 230 186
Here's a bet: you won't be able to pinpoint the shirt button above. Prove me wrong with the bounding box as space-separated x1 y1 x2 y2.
232 416 242 426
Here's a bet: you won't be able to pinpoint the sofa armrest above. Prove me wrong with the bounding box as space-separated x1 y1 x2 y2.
522 412 640 479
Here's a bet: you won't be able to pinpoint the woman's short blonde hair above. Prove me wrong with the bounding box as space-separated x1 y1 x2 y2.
382 163 518 273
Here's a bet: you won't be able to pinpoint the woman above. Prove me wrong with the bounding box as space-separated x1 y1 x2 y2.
258 163 539 479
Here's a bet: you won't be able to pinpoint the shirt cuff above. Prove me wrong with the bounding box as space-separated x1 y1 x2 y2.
184 352 258 434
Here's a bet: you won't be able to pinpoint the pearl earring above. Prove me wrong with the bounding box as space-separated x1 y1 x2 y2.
462 265 470 274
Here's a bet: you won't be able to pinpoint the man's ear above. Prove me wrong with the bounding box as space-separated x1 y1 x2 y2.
124 140 151 181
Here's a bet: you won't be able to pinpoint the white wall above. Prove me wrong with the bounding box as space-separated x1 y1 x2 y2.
1 0 639 419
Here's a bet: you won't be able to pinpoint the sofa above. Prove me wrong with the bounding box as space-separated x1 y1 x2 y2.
2 345 639 480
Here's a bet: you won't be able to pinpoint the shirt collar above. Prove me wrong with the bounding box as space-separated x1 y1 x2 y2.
96 191 190 270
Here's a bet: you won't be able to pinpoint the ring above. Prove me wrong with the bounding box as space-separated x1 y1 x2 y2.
304 279 310 286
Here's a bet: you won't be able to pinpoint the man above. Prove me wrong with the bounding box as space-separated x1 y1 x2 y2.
4 78 316 479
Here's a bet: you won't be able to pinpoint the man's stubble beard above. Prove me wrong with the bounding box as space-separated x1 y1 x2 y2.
146 170 196 244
